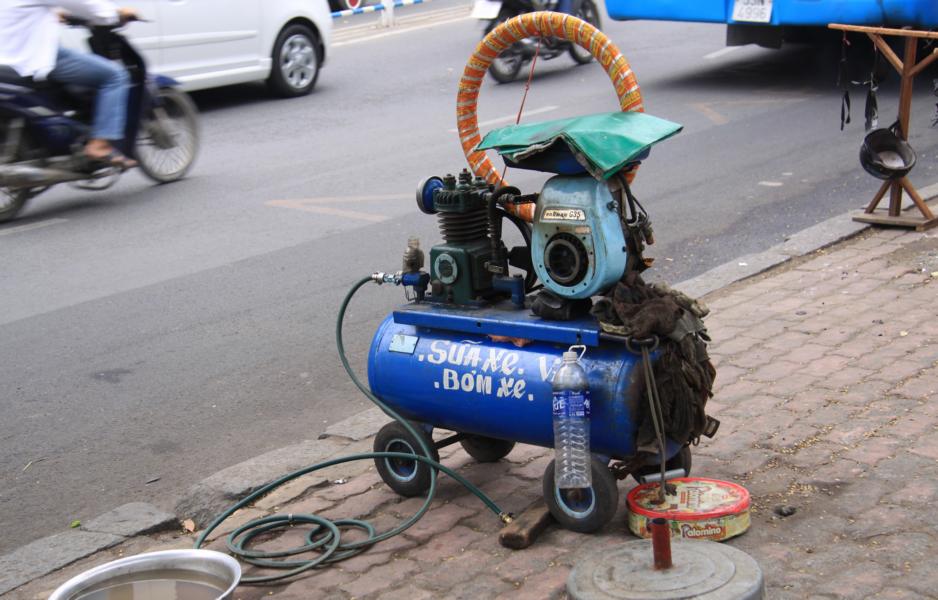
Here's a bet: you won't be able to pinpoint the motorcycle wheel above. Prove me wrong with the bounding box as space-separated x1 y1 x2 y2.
569 0 601 65
0 188 29 223
136 87 200 184
0 119 34 223
490 48 524 83
485 14 525 84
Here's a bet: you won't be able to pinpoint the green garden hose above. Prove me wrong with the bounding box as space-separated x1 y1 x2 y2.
194 275 510 584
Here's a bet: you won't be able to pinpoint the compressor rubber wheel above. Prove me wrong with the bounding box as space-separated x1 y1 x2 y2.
632 444 692 483
542 456 618 533
459 434 516 462
373 421 439 497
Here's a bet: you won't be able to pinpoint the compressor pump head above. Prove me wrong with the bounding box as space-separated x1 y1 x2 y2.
414 169 528 306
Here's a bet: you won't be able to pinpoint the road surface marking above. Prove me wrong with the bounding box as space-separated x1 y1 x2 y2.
690 93 815 125
334 12 471 47
704 46 741 60
266 195 408 222
759 181 783 187
448 105 559 133
689 102 729 125
0 218 68 237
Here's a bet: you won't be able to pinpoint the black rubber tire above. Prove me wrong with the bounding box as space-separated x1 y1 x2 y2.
542 456 619 533
268 24 322 98
632 445 692 483
136 87 199 184
0 119 34 222
569 0 601 65
489 50 524 84
373 421 439 497
0 188 29 223
485 15 524 84
459 435 516 463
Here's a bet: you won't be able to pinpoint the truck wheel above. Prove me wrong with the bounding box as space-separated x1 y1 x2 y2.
373 421 439 497
542 456 618 533
268 24 321 97
459 435 515 462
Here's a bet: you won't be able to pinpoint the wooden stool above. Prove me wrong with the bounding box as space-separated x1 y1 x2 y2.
829 24 938 231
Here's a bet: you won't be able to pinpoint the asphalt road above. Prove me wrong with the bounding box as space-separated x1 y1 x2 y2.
2 2 938 552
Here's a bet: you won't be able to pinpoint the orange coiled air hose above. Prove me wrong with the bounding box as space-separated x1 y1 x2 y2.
457 11 643 222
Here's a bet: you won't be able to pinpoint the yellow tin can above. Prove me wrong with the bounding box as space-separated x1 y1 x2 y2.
627 477 751 542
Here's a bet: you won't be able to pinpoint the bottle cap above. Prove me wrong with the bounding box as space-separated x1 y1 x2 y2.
562 350 578 362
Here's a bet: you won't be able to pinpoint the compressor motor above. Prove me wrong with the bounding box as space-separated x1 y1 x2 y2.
413 167 641 310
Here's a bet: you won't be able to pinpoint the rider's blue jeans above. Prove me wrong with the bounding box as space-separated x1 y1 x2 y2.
48 47 129 142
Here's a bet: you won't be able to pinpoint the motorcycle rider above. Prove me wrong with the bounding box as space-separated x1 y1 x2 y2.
0 0 139 168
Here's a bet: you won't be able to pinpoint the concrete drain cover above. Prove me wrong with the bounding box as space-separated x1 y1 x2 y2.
568 540 764 600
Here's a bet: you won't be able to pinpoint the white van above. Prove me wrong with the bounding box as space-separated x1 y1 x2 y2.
62 0 333 97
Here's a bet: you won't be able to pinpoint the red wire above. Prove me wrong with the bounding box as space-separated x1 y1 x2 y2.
500 37 542 183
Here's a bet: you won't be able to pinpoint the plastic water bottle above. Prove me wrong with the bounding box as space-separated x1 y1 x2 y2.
552 346 592 489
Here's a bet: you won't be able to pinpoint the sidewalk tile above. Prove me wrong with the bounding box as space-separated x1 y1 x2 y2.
340 558 420 598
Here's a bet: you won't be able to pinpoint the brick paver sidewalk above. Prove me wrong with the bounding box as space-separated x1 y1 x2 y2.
18 226 938 599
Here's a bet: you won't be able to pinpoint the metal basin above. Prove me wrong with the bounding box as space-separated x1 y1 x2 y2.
48 549 241 600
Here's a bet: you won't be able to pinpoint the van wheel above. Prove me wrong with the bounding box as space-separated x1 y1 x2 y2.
268 24 321 97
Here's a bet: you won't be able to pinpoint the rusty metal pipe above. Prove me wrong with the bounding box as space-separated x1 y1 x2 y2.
650 517 672 570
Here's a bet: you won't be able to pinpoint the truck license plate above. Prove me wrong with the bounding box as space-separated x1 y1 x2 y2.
732 0 772 23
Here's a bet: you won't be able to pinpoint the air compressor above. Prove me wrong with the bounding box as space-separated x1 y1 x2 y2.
359 14 718 534
359 110 719 533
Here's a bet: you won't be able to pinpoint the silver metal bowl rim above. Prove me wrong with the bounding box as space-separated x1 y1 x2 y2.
48 549 241 600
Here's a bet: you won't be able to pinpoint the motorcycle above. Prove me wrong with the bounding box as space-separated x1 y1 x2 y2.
471 0 602 83
0 17 199 223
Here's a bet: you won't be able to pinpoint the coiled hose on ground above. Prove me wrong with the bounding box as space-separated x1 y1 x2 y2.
193 275 509 584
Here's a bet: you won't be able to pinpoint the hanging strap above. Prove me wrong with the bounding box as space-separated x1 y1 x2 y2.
932 78 938 127
864 84 879 131
837 32 851 131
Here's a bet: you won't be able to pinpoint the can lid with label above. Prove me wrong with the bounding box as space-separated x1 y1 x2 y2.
627 477 750 520
626 478 751 542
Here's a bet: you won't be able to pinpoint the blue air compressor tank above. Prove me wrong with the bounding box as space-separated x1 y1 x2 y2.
367 310 652 459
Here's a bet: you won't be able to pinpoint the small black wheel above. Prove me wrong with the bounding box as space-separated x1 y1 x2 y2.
268 24 322 97
459 435 516 463
569 0 601 65
373 421 439 497
542 456 619 533
632 445 692 483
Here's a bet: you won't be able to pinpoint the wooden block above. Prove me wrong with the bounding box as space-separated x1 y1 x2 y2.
498 498 554 550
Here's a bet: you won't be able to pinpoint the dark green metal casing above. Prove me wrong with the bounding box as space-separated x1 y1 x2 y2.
430 240 493 305
428 171 495 305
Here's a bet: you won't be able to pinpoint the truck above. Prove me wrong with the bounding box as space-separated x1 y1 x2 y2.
604 0 938 47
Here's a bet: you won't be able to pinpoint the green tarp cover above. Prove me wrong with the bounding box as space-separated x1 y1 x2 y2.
476 111 683 180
